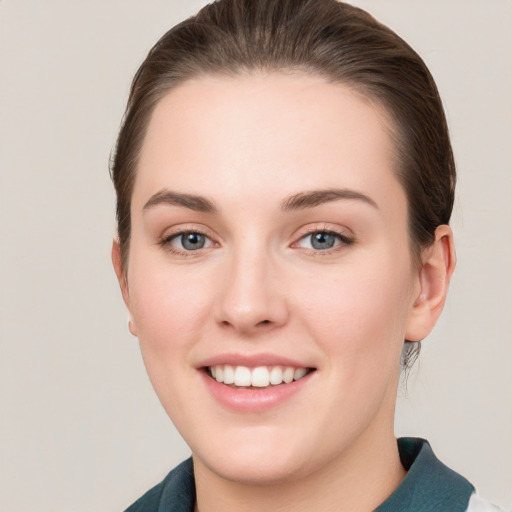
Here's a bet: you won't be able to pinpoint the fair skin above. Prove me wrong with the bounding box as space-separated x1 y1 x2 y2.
113 72 455 512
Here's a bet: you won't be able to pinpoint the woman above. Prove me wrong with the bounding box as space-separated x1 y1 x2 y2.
110 0 502 510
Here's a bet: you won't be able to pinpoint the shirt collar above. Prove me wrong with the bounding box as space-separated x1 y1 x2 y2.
155 437 474 512
375 437 474 512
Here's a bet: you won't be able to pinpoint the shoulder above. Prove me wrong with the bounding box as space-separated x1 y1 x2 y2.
466 492 505 512
376 438 505 512
124 458 196 512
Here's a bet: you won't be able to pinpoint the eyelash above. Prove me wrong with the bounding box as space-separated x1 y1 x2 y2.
159 227 354 257
294 227 354 255
159 229 216 257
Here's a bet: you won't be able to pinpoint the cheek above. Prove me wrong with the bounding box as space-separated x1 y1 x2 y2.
127 262 217 417
298 255 414 367
128 258 214 357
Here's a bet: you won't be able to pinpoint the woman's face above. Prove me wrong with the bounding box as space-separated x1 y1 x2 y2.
119 73 423 484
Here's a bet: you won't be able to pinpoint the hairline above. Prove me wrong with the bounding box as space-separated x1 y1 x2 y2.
120 67 424 273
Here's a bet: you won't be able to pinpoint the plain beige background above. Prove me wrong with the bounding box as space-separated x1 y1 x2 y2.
1 1 511 510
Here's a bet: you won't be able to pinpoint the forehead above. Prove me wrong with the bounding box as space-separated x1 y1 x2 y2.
135 72 403 212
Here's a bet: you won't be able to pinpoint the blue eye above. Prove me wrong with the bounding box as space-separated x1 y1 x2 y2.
169 232 211 251
311 232 337 250
298 231 351 251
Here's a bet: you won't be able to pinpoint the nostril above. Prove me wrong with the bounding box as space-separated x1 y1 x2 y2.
257 319 271 326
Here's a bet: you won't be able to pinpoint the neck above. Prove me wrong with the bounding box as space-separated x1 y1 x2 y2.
193 428 406 512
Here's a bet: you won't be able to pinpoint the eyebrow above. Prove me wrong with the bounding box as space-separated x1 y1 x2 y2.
142 187 377 214
143 189 217 213
281 188 378 211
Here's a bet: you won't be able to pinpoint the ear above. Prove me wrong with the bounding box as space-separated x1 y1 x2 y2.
405 225 456 342
111 239 137 336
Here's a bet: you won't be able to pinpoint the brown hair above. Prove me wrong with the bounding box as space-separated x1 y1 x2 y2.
110 0 456 364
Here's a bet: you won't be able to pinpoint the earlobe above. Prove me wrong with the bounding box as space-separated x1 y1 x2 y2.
128 318 138 337
405 225 456 342
111 239 138 337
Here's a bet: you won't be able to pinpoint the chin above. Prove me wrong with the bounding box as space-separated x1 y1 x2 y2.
188 423 332 486
198 450 311 486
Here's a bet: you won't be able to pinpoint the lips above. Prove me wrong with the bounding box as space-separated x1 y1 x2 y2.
209 364 310 387
198 354 316 411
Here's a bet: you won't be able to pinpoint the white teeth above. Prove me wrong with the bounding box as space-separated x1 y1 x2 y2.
209 364 310 387
234 366 252 387
223 364 235 384
294 368 308 381
251 366 270 387
283 366 294 383
269 366 283 385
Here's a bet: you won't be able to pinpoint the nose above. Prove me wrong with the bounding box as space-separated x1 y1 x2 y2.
214 246 289 336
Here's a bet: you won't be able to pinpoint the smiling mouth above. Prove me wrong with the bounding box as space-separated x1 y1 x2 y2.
207 365 315 388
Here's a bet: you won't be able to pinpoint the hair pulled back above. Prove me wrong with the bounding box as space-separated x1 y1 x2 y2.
110 0 456 365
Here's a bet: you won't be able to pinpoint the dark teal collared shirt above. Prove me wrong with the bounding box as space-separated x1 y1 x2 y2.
125 438 476 511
